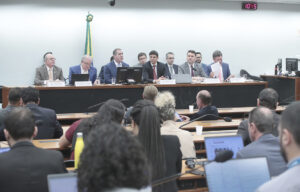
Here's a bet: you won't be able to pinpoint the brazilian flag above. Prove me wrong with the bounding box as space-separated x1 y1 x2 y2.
85 13 93 60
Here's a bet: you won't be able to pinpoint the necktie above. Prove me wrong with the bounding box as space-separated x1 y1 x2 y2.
48 69 53 81
153 65 157 80
191 65 194 77
170 66 174 75
219 67 222 82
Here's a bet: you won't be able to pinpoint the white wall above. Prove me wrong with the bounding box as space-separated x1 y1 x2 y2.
0 0 300 86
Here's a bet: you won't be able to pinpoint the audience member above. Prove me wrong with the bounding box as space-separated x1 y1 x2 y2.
238 88 280 145
78 123 151 192
22 87 63 139
131 100 182 192
207 50 232 81
0 88 23 141
195 52 209 76
257 102 300 192
104 48 130 84
189 90 219 120
34 52 64 85
69 55 97 84
155 91 196 158
164 52 181 79
0 108 66 192
236 107 287 177
179 50 207 77
142 50 167 83
134 52 148 67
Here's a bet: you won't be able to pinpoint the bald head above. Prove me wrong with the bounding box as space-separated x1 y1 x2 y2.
196 90 212 109
249 107 274 139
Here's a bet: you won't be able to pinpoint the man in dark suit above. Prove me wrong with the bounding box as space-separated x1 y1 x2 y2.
142 50 167 83
164 52 181 79
104 48 130 84
207 50 233 81
236 107 287 177
0 87 23 141
0 107 66 192
189 90 219 120
69 55 97 84
22 87 63 139
34 52 64 85
237 88 280 146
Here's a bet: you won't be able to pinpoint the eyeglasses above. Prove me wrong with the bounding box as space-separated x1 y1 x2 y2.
167 57 175 59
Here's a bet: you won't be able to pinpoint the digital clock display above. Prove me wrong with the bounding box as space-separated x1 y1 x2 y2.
242 2 258 10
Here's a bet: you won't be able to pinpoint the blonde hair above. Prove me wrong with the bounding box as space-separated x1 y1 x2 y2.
142 85 158 101
154 91 176 121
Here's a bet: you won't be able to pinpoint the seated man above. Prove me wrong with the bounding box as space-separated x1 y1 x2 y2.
189 90 219 120
195 51 209 76
69 55 97 84
237 88 280 146
257 102 300 192
134 52 147 67
179 50 207 77
142 50 167 83
22 87 63 139
104 48 129 84
207 50 232 81
155 91 196 159
0 88 23 141
164 52 181 79
34 52 64 85
0 108 66 192
236 107 287 177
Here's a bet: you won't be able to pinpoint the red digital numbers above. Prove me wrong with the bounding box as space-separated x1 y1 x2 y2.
242 2 257 10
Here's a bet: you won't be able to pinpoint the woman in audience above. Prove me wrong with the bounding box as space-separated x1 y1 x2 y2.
78 123 151 192
155 91 196 159
130 100 182 192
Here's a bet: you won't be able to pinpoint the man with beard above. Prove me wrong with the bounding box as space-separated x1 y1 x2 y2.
257 102 300 192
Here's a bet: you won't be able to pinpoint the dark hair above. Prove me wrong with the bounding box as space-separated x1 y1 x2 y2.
8 87 22 105
113 48 122 56
78 123 150 192
149 50 159 57
258 88 278 110
197 90 212 105
4 107 35 140
187 50 196 56
110 56 114 62
280 101 300 146
138 52 147 60
130 100 166 191
195 52 201 55
165 52 174 59
43 51 53 59
248 107 274 133
21 87 39 104
212 50 222 59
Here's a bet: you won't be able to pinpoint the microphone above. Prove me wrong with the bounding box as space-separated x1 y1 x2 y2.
192 67 197 71
240 69 263 81
86 98 129 112
214 150 234 162
179 114 232 129
108 0 116 6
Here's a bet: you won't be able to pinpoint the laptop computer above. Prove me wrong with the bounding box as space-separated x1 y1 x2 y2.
205 157 270 192
47 172 77 192
204 135 244 161
0 147 10 154
172 74 192 84
70 74 89 85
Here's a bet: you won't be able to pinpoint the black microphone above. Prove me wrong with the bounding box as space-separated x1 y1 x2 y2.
179 114 232 129
214 150 234 162
240 69 263 81
192 67 197 71
86 98 129 112
108 0 115 6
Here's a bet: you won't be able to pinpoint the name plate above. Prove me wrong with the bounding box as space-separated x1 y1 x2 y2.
230 78 246 83
203 78 221 84
75 81 92 87
158 79 176 85
46 81 65 87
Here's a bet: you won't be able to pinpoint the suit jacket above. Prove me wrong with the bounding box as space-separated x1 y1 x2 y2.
68 64 97 84
237 134 287 177
189 105 219 120
0 141 66 192
237 112 280 146
207 62 231 80
0 105 18 141
98 66 105 83
142 61 167 83
104 61 130 84
164 63 181 79
26 104 63 139
179 62 207 77
196 62 209 76
34 64 64 85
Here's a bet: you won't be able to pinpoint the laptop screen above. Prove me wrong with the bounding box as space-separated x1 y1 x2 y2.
205 157 270 192
48 173 77 192
205 135 244 161
0 147 10 154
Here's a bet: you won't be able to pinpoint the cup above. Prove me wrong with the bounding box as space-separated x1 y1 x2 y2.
196 126 203 135
111 77 116 84
189 105 194 113
94 77 100 85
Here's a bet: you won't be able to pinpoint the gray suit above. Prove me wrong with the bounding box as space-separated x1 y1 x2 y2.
179 62 207 77
236 134 287 177
34 64 64 85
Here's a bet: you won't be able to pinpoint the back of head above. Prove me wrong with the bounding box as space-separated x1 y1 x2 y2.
197 90 212 105
280 101 300 147
258 88 278 110
249 107 274 134
22 87 39 104
96 99 126 124
4 107 35 140
154 91 176 121
8 87 22 105
143 85 158 101
78 123 150 192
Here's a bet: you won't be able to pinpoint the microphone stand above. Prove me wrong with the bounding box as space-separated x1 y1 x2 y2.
179 114 232 129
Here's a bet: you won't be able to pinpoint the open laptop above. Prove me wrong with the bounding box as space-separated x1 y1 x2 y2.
70 74 89 85
204 135 244 161
205 157 270 192
172 74 192 84
48 172 77 192
0 147 10 154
